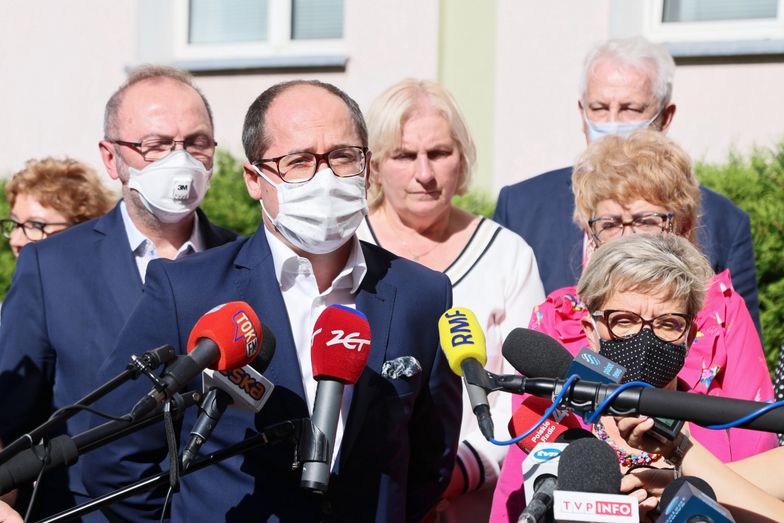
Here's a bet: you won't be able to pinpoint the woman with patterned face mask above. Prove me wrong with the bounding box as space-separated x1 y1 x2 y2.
490 130 775 523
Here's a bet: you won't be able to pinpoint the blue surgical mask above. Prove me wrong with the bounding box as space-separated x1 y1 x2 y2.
584 108 663 143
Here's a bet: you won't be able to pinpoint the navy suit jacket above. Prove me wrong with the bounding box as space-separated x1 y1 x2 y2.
0 203 236 520
81 228 461 523
493 166 762 335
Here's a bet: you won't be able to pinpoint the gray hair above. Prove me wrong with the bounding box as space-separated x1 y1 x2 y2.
103 65 214 139
577 234 712 318
241 80 367 162
579 36 676 109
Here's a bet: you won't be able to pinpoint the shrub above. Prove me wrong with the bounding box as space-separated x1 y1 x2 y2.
696 145 784 367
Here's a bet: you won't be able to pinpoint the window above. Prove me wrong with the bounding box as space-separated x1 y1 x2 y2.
644 0 784 44
173 0 346 69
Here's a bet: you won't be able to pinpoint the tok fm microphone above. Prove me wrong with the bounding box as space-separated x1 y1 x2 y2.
438 307 494 440
129 301 262 421
656 476 735 523
181 324 277 469
300 304 371 493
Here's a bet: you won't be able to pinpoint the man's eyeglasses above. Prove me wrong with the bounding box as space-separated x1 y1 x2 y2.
253 146 368 184
110 135 217 162
588 212 674 243
1 218 72 242
591 309 691 343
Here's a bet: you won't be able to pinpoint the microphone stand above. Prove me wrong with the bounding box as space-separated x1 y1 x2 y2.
0 345 176 465
36 418 324 523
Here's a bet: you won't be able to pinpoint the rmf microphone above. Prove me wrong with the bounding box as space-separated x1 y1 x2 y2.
300 304 371 493
656 476 735 523
438 307 494 440
129 301 262 421
181 324 277 469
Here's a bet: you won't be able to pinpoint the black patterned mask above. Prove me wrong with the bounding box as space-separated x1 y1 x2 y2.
598 328 687 388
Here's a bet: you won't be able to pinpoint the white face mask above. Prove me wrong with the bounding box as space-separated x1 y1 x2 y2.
128 150 212 224
584 108 662 143
254 166 368 254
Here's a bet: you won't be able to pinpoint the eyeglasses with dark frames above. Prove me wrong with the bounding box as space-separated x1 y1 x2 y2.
588 212 674 243
1 218 72 242
110 135 217 162
591 309 692 343
253 146 368 184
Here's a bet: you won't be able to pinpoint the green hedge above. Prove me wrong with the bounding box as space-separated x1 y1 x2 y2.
1 147 781 368
696 146 784 368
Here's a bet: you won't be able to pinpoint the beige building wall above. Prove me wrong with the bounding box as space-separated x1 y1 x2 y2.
1 1 783 198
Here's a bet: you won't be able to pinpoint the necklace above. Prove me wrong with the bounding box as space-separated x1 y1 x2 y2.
408 241 442 261
595 421 662 467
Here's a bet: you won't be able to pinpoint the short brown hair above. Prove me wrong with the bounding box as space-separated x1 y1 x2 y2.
572 129 700 242
6 157 116 224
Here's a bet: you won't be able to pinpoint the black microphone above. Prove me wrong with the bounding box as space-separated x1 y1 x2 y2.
500 328 781 433
300 305 371 493
181 324 276 469
656 476 734 522
129 302 263 421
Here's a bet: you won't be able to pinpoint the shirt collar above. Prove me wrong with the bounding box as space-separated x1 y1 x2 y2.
120 200 204 257
265 228 367 294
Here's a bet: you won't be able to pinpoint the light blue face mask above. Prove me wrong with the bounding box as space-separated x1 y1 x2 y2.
584 108 663 142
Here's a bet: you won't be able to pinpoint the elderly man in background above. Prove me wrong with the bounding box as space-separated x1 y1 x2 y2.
83 80 461 522
493 36 762 335
0 66 236 521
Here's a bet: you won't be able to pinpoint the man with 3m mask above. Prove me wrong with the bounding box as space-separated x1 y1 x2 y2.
0 66 236 521
493 36 762 336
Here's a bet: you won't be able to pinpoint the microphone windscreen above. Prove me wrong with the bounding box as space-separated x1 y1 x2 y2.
502 328 572 378
438 307 487 376
660 476 717 507
311 305 371 384
252 323 276 374
187 301 262 371
509 396 582 451
555 428 596 444
556 437 621 494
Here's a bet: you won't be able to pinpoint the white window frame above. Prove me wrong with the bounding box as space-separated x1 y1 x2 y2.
643 0 784 42
172 0 346 63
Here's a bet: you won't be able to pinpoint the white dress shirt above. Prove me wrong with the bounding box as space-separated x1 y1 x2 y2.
265 228 367 468
120 201 205 283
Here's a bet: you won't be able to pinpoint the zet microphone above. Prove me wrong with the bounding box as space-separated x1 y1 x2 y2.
300 304 371 493
129 301 262 421
181 323 277 469
656 476 734 523
438 307 494 440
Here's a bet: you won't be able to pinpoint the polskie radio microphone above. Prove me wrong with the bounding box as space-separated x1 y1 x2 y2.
129 301 262 421
553 438 638 523
509 396 581 452
656 476 735 523
438 307 494 440
301 305 371 493
181 324 277 469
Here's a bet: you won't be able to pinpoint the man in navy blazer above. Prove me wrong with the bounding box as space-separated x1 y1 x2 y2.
493 37 761 334
82 80 461 522
0 66 236 520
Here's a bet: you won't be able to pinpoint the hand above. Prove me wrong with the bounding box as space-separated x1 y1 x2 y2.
621 468 675 521
0 501 21 523
614 416 680 458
